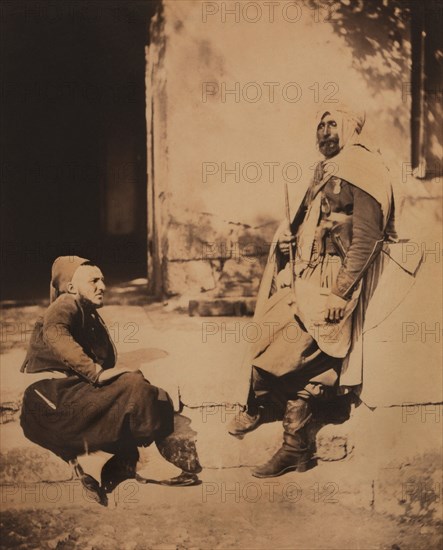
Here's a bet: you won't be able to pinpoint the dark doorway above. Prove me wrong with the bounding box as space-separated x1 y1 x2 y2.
1 0 160 301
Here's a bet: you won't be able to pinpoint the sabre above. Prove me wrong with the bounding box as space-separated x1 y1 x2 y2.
284 182 295 291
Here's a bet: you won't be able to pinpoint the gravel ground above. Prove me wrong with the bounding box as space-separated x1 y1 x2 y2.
1 463 442 550
1 484 442 550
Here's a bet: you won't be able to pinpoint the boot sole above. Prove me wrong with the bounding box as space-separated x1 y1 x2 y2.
227 413 263 438
228 422 262 438
135 473 201 486
80 474 108 506
251 459 315 479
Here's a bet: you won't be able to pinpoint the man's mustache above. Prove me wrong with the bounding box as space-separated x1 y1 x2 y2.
319 137 339 146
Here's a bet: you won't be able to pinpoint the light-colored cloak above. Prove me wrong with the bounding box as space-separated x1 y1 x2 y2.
240 145 424 406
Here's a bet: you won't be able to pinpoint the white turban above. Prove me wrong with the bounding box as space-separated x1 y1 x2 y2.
316 106 366 151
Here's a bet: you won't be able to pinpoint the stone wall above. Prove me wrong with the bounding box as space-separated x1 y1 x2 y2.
165 210 274 298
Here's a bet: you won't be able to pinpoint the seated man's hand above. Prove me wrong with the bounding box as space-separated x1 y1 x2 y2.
278 230 295 256
97 367 132 384
325 293 348 323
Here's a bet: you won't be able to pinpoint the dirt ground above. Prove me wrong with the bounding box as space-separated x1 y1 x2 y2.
1 481 442 550
1 300 442 550
1 460 442 550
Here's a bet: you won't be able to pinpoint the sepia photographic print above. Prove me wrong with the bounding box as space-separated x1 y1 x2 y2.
1 1 442 549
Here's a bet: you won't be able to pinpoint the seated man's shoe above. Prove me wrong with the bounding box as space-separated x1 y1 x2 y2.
156 434 202 474
160 471 201 486
80 473 109 506
71 460 108 506
135 471 201 486
251 447 313 478
228 409 262 438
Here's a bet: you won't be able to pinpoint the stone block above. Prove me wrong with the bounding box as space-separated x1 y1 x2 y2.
373 452 443 523
167 215 218 261
213 257 266 297
165 210 274 299
1 401 21 424
167 210 275 263
188 298 256 317
165 260 217 296
184 406 282 469
315 424 350 462
0 423 72 484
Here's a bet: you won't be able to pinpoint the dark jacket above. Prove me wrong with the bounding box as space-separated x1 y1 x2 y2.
21 294 116 384
321 177 384 299
286 177 385 300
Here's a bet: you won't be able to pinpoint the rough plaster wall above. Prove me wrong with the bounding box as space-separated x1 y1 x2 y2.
163 0 409 215
158 0 412 296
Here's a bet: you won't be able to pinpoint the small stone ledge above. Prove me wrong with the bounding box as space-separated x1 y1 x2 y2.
316 432 350 462
1 447 72 484
188 298 256 317
1 401 22 424
2 404 441 524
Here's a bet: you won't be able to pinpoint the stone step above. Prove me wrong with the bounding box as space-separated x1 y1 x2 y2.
2 417 442 524
0 406 347 485
188 298 256 317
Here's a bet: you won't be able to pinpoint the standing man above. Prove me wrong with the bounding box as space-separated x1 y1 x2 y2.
229 107 397 478
21 256 200 505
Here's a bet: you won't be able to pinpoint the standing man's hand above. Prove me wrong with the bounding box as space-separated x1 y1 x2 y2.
325 293 348 323
278 230 295 256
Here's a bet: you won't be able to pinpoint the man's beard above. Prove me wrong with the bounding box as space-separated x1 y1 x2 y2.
319 138 340 157
79 294 104 309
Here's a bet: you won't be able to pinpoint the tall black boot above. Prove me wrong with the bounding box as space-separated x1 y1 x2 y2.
251 398 314 478
228 373 285 438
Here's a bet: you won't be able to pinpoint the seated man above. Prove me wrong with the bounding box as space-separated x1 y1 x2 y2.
20 256 200 505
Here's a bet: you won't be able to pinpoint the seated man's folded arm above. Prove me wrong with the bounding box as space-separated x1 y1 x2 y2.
43 300 102 384
332 184 385 300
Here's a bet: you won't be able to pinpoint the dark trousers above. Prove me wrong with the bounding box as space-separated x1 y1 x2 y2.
247 355 341 417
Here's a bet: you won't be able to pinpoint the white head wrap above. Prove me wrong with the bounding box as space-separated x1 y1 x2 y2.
316 106 366 151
